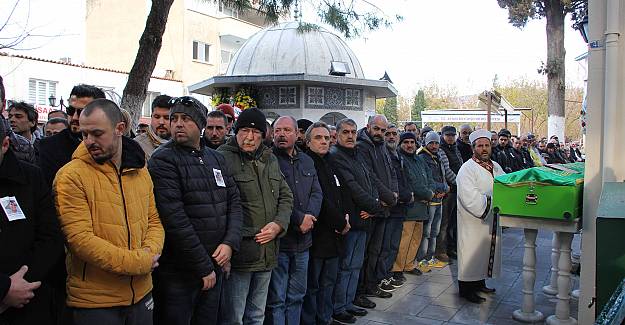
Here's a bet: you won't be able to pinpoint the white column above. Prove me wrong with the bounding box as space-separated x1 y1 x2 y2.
543 232 560 295
513 228 545 323
546 232 577 325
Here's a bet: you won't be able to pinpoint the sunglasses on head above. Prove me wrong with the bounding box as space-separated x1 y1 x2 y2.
168 96 198 108
66 106 83 117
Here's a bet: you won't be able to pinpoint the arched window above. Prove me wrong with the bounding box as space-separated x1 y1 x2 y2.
320 112 347 125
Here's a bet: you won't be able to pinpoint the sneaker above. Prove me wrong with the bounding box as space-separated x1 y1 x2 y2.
393 272 406 282
364 286 393 298
379 279 396 292
435 253 450 263
389 276 404 288
332 311 356 324
428 257 449 268
415 260 432 273
353 295 376 309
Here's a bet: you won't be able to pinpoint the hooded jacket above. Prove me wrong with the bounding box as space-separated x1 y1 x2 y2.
148 138 242 278
356 128 397 216
217 137 293 272
134 126 168 159
417 146 448 203
272 147 322 253
54 137 164 308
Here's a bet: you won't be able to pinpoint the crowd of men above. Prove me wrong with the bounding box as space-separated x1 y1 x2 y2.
0 79 584 325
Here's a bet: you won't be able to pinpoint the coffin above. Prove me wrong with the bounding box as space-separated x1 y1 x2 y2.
492 163 584 220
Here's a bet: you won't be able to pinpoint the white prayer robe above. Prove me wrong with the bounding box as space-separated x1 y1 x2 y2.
456 159 505 282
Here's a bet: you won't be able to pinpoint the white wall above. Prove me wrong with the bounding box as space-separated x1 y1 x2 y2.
1 54 184 121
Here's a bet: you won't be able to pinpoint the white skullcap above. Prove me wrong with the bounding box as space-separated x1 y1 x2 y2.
469 129 493 144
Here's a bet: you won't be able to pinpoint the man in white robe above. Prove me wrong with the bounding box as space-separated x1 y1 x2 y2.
456 129 505 304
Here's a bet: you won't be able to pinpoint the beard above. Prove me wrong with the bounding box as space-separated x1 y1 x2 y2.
87 142 117 165
386 141 398 151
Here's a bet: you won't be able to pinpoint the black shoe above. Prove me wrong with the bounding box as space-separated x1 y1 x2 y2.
332 311 356 324
346 307 368 317
393 272 406 282
406 268 423 276
460 292 486 304
479 286 496 294
353 295 376 309
447 250 457 259
365 286 393 298
379 279 396 292
389 276 404 288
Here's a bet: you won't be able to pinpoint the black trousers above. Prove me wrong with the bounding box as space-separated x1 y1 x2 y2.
357 218 386 294
458 279 486 295
153 269 223 325
437 192 457 254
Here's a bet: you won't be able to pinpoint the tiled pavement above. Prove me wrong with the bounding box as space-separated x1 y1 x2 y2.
352 228 581 325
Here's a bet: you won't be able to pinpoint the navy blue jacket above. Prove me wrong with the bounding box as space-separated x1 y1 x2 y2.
149 139 242 277
388 147 414 218
273 147 322 253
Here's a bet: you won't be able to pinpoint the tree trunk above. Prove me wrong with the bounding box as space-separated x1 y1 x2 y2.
120 0 174 131
545 0 566 141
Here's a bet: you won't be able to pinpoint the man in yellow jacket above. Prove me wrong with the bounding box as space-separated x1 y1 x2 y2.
54 99 164 325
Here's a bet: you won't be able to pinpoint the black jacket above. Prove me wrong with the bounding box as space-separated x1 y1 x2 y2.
273 147 323 253
492 144 523 173
388 147 414 218
38 128 81 186
456 138 473 162
440 140 463 192
515 147 534 169
356 128 397 216
306 149 348 258
328 145 382 230
0 150 64 322
148 139 242 278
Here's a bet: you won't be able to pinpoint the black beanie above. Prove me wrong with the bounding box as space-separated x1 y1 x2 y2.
400 132 417 143
235 108 267 136
169 96 208 130
297 119 313 131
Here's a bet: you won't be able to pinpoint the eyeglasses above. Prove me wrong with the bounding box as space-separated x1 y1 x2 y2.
385 132 398 136
66 106 83 117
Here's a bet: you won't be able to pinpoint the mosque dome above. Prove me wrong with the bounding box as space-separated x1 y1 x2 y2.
226 21 365 79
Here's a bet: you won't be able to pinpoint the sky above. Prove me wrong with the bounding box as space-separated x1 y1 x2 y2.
1 0 588 97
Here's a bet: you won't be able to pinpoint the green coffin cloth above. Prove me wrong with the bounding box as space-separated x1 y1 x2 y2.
494 162 585 187
493 163 584 220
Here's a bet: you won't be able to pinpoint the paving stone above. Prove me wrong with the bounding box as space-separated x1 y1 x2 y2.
412 282 452 298
418 304 459 321
432 293 468 309
384 294 433 315
448 300 499 324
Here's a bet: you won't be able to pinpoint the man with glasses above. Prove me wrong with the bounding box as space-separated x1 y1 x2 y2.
203 110 228 150
354 115 397 306
148 96 242 325
38 84 105 186
218 108 293 325
135 95 172 159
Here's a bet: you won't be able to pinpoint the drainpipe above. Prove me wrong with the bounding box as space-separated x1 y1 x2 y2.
602 0 621 181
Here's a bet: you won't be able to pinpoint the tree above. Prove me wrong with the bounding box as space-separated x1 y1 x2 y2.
0 0 65 50
497 0 586 142
121 0 402 128
383 96 398 124
411 89 426 122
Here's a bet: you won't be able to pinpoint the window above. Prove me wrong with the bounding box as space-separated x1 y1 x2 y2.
193 41 211 63
345 89 361 107
218 1 240 18
142 91 161 118
279 87 297 105
307 87 324 105
28 79 57 105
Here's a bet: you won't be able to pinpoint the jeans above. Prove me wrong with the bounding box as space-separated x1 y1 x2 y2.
301 256 339 325
417 204 443 261
265 251 309 325
153 269 223 325
437 192 458 255
358 218 386 293
221 270 272 325
381 218 404 279
333 229 367 314
72 293 153 325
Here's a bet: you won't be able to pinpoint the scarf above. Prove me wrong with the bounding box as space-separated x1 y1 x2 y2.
472 156 494 176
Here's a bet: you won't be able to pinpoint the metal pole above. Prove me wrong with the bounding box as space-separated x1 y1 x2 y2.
487 92 492 131
505 110 508 130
